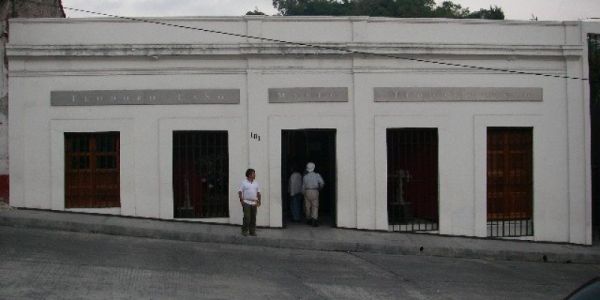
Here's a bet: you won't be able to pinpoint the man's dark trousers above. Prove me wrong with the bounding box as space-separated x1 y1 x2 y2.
242 203 257 234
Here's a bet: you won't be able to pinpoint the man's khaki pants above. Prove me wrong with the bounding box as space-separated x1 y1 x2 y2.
304 189 319 220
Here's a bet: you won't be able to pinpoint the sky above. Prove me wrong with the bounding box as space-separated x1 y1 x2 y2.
61 0 600 21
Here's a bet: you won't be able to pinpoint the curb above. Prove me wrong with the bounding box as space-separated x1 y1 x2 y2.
1 209 599 264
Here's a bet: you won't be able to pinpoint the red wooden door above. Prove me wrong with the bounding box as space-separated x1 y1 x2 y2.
487 128 533 221
65 132 120 208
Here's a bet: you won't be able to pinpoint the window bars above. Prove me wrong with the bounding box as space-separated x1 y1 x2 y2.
173 131 229 218
387 128 439 232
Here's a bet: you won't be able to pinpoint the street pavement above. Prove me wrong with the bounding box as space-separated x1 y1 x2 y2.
0 208 599 264
1 226 599 299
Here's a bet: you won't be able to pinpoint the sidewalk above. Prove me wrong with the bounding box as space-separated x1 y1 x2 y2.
1 207 599 264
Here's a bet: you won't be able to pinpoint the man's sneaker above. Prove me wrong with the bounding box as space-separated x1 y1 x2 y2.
250 232 257 236
241 231 248 236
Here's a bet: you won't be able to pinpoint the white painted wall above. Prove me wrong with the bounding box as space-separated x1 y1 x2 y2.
7 17 594 244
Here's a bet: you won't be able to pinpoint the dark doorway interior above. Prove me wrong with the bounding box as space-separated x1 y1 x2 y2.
281 129 336 227
386 128 438 232
173 131 229 218
589 34 600 243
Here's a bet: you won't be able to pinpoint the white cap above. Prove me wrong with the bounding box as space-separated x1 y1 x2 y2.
306 162 315 172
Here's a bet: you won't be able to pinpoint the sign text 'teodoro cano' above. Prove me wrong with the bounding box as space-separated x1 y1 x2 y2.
51 89 241 106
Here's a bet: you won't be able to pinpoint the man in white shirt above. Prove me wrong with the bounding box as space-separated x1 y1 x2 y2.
238 168 261 236
303 162 324 227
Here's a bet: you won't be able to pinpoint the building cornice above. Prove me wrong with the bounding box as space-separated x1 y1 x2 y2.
9 16 576 27
6 43 583 58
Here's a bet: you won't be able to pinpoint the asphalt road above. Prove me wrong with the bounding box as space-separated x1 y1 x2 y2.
0 226 598 299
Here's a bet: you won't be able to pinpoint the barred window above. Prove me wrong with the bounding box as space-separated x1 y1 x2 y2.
173 131 229 218
387 128 438 232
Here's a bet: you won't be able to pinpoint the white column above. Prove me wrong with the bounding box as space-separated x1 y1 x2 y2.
565 23 590 244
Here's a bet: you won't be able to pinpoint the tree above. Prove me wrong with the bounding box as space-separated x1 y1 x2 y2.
272 0 352 16
467 5 504 20
433 1 469 18
246 7 266 15
351 0 435 18
271 0 505 20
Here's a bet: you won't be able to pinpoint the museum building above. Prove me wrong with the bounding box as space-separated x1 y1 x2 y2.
7 16 600 244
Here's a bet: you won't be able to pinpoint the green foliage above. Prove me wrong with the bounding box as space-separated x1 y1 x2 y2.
272 0 504 19
246 8 266 15
352 0 435 18
467 5 504 20
272 0 352 16
433 1 469 18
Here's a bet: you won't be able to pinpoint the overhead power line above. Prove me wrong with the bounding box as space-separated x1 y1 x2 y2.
21 1 591 81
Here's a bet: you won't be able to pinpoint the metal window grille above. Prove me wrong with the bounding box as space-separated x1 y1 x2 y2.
65 132 120 208
173 131 229 218
387 128 439 232
487 127 533 237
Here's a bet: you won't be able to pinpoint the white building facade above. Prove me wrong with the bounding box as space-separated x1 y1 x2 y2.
8 17 599 244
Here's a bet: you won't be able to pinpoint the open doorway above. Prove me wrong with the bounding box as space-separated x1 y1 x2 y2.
281 129 336 227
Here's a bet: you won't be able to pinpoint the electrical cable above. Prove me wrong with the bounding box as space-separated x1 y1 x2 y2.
20 0 594 81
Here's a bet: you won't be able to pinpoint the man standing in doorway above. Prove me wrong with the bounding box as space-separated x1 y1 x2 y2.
239 168 261 236
288 166 303 222
303 162 324 227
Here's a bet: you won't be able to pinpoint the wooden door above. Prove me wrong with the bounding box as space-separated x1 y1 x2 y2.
487 128 533 221
65 132 120 208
